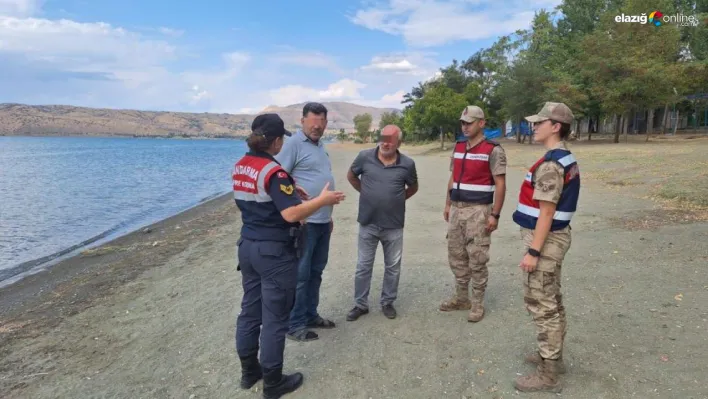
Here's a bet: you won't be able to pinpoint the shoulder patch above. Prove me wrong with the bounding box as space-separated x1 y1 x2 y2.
276 171 288 179
280 183 294 195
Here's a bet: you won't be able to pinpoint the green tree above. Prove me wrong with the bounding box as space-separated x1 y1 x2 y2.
677 0 708 61
403 85 468 149
398 0 705 144
378 111 405 130
579 0 683 141
496 58 550 141
353 113 373 141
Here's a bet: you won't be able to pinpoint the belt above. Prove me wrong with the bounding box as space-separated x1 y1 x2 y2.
236 226 305 271
451 201 492 208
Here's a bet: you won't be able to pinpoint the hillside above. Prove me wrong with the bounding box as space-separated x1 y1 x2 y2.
0 102 400 138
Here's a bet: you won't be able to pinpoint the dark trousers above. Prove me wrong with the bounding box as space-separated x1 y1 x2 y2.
288 222 331 333
236 238 298 370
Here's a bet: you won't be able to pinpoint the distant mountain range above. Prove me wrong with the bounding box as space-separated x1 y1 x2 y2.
0 102 400 138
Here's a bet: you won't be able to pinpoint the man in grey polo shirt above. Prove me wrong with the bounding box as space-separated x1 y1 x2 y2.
275 102 337 342
345 124 418 320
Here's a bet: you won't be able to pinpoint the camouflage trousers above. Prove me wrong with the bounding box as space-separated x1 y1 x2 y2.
521 226 572 360
447 202 492 295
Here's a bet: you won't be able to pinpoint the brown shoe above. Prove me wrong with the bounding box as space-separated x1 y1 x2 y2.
514 359 562 393
439 284 471 311
467 291 484 322
524 351 566 374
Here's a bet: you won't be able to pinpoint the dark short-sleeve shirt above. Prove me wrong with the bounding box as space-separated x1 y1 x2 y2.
350 147 417 229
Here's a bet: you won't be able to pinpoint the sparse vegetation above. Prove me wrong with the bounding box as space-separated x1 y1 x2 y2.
0 102 398 138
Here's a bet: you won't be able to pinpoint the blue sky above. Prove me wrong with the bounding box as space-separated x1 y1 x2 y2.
0 0 561 113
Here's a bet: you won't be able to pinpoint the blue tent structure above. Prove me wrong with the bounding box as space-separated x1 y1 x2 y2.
456 128 501 141
454 120 533 141
483 128 502 139
509 120 532 137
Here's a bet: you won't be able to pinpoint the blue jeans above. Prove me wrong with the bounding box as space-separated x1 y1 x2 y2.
288 222 331 333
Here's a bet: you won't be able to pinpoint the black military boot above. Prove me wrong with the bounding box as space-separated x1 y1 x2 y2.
262 367 304 399
239 354 262 389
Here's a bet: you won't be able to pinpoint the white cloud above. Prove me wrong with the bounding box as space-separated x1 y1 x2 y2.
0 2 437 114
179 52 252 108
364 90 407 109
0 16 177 68
349 0 555 46
0 13 255 111
189 85 210 104
425 70 443 83
268 78 367 106
0 0 42 17
358 52 440 78
361 56 418 74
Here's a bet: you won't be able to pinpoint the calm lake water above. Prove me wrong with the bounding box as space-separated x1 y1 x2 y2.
0 136 248 284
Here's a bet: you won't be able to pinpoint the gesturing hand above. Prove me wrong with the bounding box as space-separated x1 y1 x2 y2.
318 182 346 205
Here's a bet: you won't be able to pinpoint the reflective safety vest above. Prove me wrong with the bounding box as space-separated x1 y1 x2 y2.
512 148 580 231
449 139 498 204
232 152 299 241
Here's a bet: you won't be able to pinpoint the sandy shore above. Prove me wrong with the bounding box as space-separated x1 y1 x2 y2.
1 139 707 398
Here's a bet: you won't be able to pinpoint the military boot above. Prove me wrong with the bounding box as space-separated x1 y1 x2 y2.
238 354 262 389
514 358 562 393
524 351 566 374
467 290 485 322
439 284 471 311
262 367 304 399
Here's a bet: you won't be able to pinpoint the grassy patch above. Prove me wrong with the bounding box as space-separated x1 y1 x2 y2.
607 208 708 230
655 183 708 208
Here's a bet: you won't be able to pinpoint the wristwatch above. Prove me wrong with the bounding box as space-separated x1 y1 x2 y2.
527 248 541 258
491 212 500 219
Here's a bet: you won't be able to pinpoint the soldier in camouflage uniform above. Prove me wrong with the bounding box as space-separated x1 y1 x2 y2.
511 102 580 393
441 105 507 322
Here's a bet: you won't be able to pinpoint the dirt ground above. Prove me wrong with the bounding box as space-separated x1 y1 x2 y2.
1 136 707 399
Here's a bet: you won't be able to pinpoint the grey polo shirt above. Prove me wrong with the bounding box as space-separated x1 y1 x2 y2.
274 129 335 224
350 147 417 229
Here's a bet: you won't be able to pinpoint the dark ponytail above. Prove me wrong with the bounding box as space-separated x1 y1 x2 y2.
551 119 572 140
246 131 277 152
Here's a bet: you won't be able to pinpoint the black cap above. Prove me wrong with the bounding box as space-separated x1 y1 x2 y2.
251 113 291 138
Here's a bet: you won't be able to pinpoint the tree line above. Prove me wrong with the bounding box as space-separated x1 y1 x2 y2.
338 111 405 143
355 0 708 144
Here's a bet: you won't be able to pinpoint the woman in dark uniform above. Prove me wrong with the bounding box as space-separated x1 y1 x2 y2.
232 113 345 398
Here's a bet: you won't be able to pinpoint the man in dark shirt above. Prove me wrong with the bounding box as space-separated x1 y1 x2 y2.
345 125 418 320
